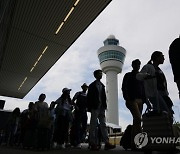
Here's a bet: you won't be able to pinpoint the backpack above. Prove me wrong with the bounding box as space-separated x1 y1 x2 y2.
120 124 132 150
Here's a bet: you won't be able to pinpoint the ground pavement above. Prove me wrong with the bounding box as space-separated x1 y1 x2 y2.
1 144 180 154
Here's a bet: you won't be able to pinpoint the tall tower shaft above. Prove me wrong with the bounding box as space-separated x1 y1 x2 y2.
106 70 119 124
97 35 126 125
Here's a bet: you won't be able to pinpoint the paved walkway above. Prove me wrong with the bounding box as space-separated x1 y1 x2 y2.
1 144 180 154
0 144 142 154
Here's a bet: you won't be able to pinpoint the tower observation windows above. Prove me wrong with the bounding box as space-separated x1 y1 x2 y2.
98 50 125 64
104 39 119 45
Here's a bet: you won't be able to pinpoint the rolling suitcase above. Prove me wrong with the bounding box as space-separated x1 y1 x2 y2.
142 109 176 154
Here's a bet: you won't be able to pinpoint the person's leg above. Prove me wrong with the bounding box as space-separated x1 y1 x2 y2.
158 94 170 112
149 93 169 112
98 108 109 143
55 115 68 146
126 100 142 134
150 94 173 124
137 99 143 115
81 113 88 142
64 116 70 146
98 108 116 150
57 116 65 145
126 99 142 149
149 96 159 111
73 112 81 146
89 109 99 146
52 117 60 144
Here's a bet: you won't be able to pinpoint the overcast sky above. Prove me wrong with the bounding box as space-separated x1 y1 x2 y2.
1 0 180 131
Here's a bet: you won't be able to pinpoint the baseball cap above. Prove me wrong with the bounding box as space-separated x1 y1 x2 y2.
62 88 71 93
81 83 88 88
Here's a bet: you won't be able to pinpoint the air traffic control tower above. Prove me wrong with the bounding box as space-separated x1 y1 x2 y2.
97 35 126 125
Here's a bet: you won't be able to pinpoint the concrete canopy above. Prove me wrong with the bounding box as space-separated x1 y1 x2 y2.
0 0 112 99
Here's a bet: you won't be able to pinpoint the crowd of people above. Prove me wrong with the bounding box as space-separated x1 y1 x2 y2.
121 35 180 150
0 70 115 151
0 36 179 151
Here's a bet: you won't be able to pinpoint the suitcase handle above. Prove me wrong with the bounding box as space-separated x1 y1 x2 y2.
144 105 166 116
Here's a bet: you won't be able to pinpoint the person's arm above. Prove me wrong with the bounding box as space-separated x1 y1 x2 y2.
136 65 155 80
87 84 93 112
54 98 62 114
71 92 80 110
122 73 130 101
72 92 79 104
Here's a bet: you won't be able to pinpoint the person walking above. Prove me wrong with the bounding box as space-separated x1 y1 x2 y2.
122 59 148 150
87 69 116 151
136 51 173 115
169 36 180 99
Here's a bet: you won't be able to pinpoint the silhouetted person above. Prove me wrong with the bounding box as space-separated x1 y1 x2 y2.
49 101 56 148
71 83 88 148
35 93 51 150
21 102 37 148
53 88 73 149
137 51 173 116
169 36 180 99
122 59 147 150
5 107 21 146
87 69 116 151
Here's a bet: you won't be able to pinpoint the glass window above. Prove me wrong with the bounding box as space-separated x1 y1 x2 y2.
104 39 119 45
98 50 125 64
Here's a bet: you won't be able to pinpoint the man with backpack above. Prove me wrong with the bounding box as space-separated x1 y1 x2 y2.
122 59 146 150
